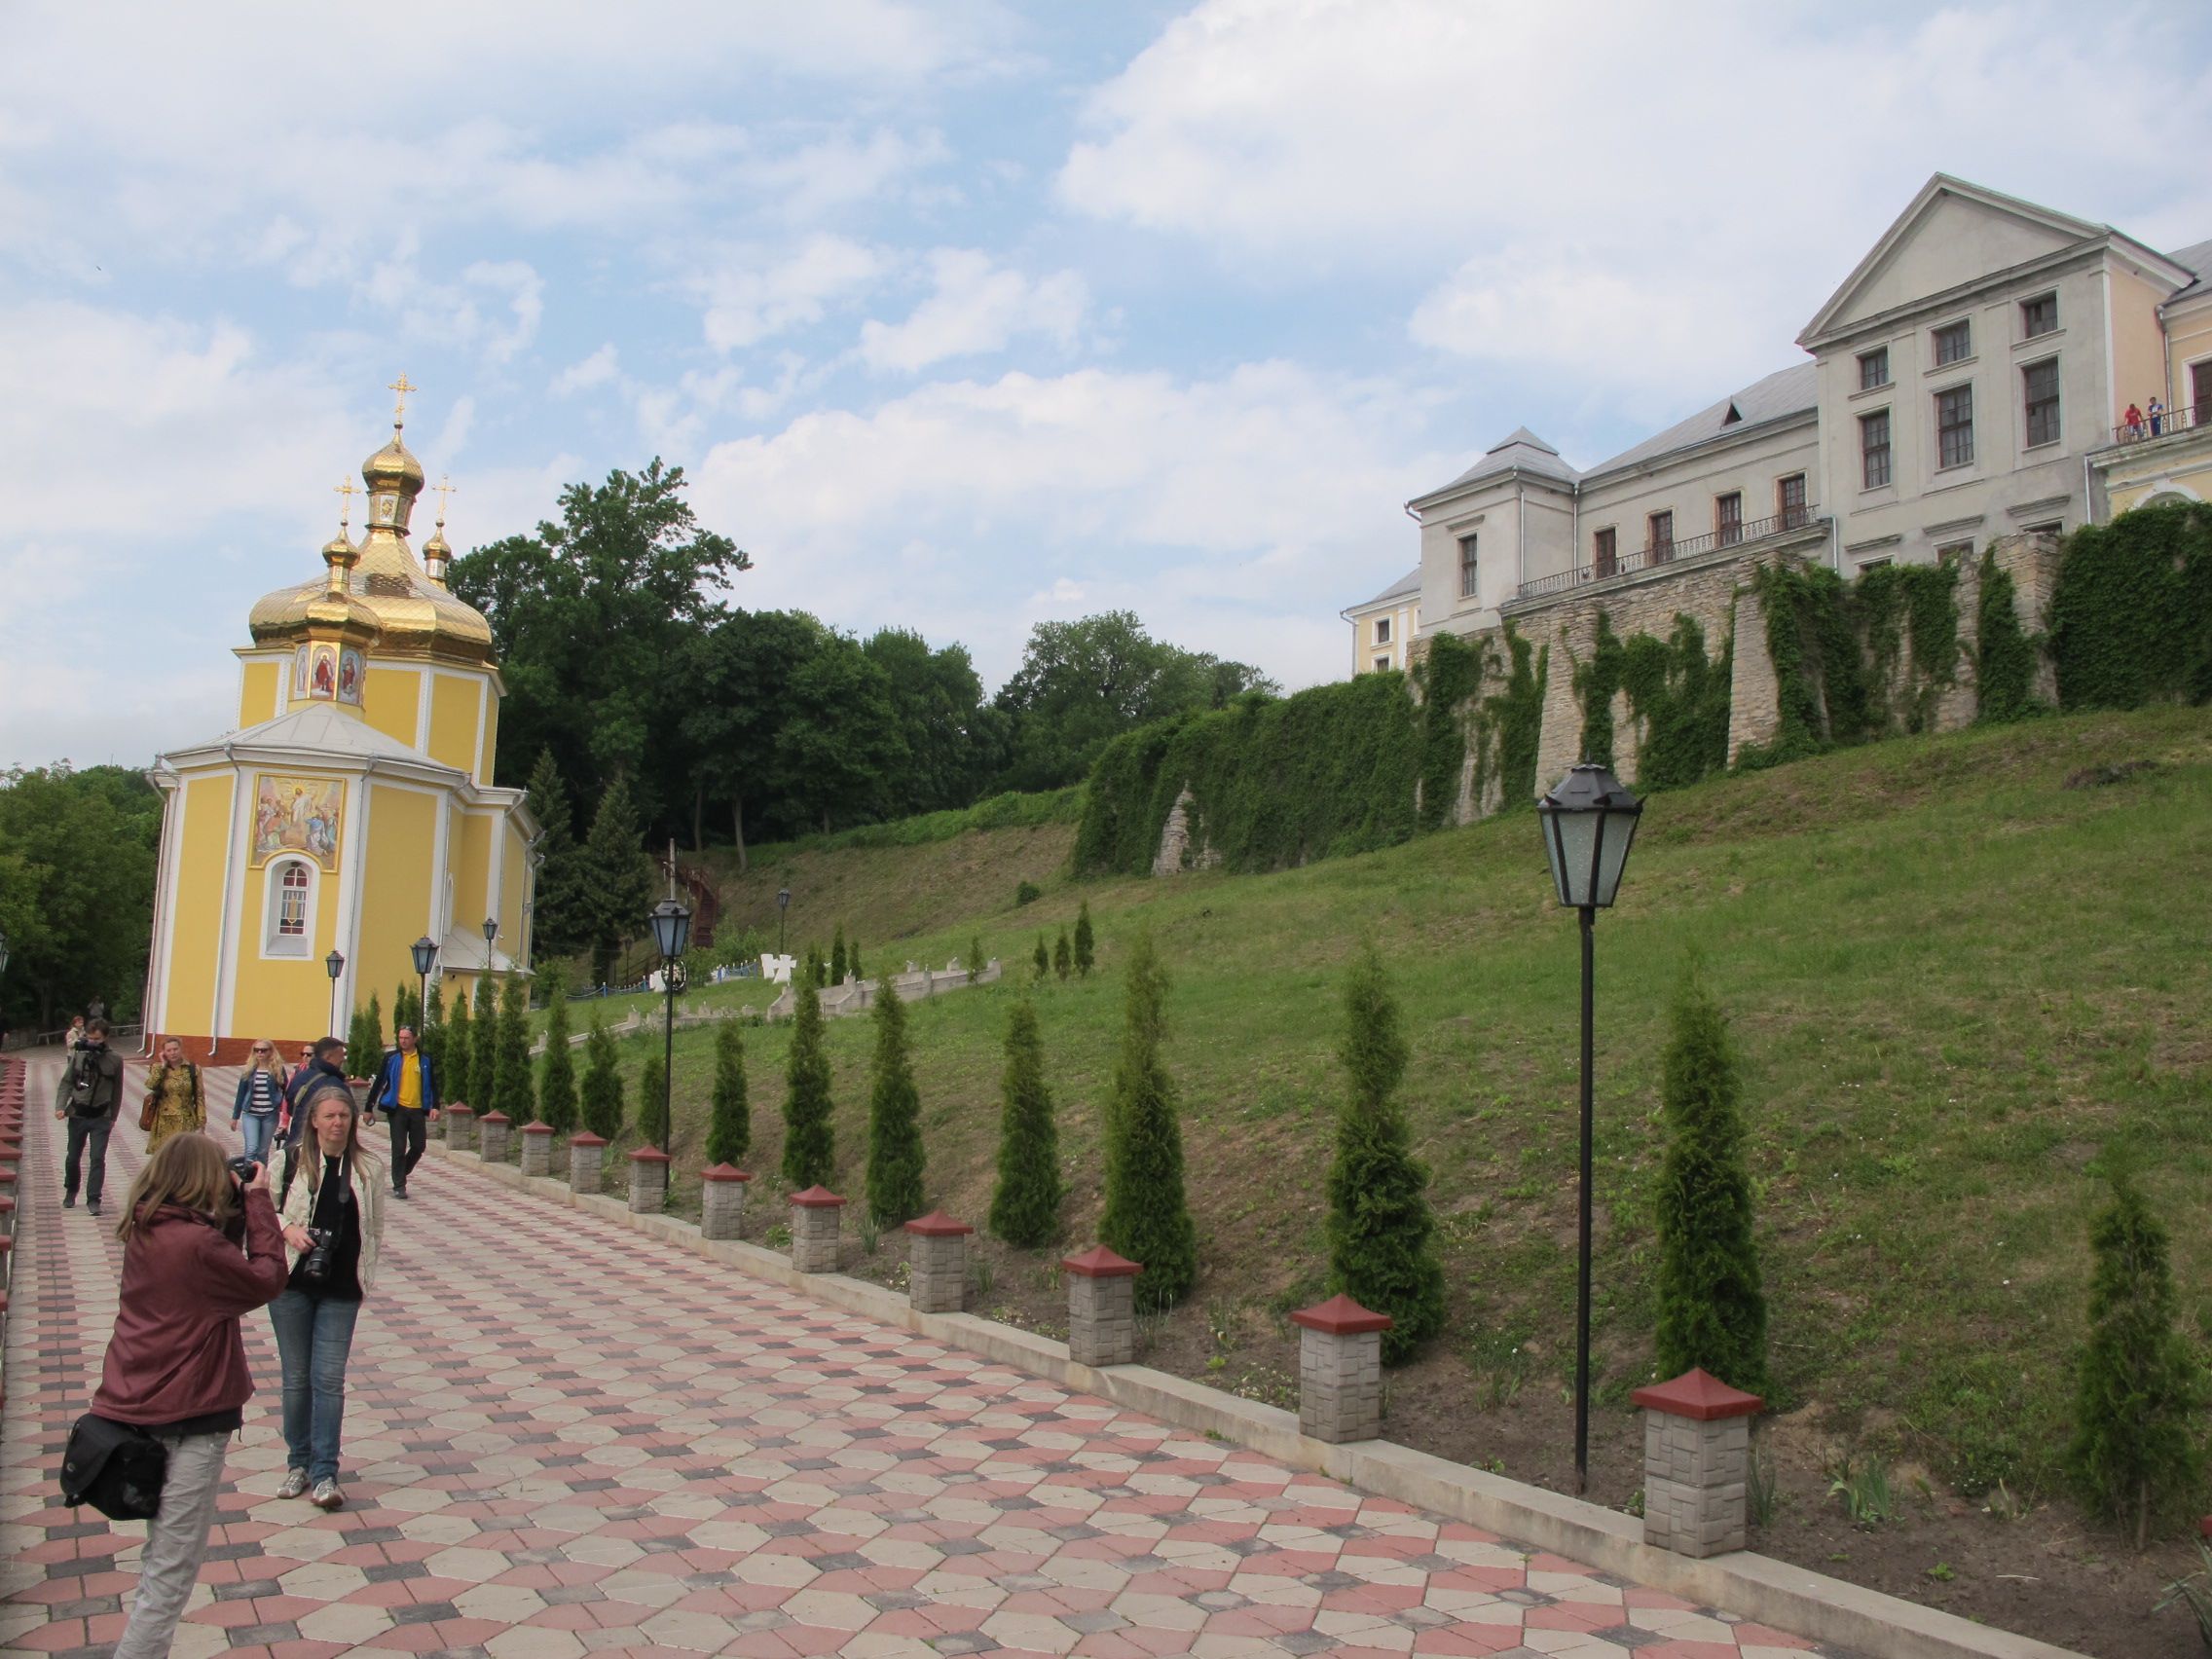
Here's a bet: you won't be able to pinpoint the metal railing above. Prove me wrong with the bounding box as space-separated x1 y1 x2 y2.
2111 403 2202 445
1515 508 1821 602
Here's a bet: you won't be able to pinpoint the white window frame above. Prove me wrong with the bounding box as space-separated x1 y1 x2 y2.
263 859 318 959
1457 533 1480 600
1373 653 1392 674
1373 616 1391 645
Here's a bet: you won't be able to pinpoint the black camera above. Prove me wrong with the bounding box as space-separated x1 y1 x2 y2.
296 1227 336 1285
226 1156 260 1185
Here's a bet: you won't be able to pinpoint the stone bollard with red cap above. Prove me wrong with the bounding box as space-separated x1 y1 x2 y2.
627 1146 670 1213
1633 1368 1763 1558
1062 1246 1141 1366
444 1103 476 1152
789 1187 846 1272
477 1111 512 1164
701 1164 752 1239
1291 1295 1393 1444
519 1121 554 1177
903 1212 973 1313
568 1129 607 1194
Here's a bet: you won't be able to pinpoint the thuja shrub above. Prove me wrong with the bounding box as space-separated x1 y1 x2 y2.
967 935 984 983
579 1014 624 1138
445 992 474 1106
1032 936 1049 980
1053 928 1072 981
865 980 926 1227
990 998 1062 1248
1072 903 1094 977
637 1052 668 1148
1098 933 1198 1312
1325 943 1445 1365
421 981 447 1083
469 974 499 1109
830 926 848 986
491 974 535 1127
706 1018 750 1166
781 972 835 1189
2049 501 2212 711
2067 1170 2208 1547
537 980 578 1132
1652 973 1769 1396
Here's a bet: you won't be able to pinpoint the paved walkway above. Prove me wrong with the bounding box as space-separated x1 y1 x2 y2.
0 1054 1833 1658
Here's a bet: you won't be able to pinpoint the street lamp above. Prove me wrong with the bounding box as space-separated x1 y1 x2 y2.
776 888 791 957
324 948 346 1040
482 915 498 966
648 897 693 1161
411 935 438 1031
0 930 10 976
1536 760 1642 1496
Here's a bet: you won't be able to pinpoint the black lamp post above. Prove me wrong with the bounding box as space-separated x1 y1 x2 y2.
482 915 498 967
411 935 438 1029
776 888 791 957
324 948 346 1040
648 897 692 1160
1536 760 1642 1496
0 929 10 977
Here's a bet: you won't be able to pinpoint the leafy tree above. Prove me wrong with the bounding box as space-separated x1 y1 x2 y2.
491 975 535 1127
1652 975 1769 1395
638 1052 668 1149
580 1013 624 1138
1073 903 1095 977
1325 944 1445 1365
579 776 655 985
830 925 848 986
526 747 590 957
682 608 824 861
1053 928 1072 981
990 998 1062 1248
1033 936 1049 981
774 634 909 834
445 988 474 1105
2069 1171 2208 1547
968 936 984 984
782 972 835 1188
421 980 447 1083
707 1019 750 1166
863 627 999 814
537 979 578 1132
1098 934 1198 1312
469 974 499 1110
865 980 926 1227
0 764 161 1033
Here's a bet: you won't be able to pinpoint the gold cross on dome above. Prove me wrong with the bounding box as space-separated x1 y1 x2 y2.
433 474 457 522
387 374 418 424
333 477 358 528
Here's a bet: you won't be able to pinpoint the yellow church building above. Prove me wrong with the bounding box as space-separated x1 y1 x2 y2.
143 389 536 1062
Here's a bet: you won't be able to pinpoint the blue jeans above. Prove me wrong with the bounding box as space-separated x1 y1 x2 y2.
237 1112 276 1165
269 1290 360 1482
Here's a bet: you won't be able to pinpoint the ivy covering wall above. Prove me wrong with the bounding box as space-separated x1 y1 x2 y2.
1571 611 1734 789
2048 501 2212 711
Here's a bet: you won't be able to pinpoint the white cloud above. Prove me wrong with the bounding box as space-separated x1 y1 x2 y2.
858 250 1088 373
552 345 621 397
690 236 889 352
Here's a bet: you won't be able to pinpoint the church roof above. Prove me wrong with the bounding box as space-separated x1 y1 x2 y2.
1582 362 1819 480
1418 427 1580 502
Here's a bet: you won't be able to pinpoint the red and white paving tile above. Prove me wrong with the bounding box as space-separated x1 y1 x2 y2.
0 1055 1843 1658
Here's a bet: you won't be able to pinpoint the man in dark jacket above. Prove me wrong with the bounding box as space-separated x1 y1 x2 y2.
55 1016 127 1214
365 1024 438 1198
282 1037 354 1151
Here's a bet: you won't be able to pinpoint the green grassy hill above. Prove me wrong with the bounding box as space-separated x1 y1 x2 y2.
567 705 2212 1532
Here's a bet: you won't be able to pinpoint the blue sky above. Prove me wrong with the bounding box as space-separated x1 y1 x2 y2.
7 0 2212 769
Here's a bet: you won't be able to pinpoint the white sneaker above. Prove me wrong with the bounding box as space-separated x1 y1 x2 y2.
277 1469 311 1499
311 1478 345 1510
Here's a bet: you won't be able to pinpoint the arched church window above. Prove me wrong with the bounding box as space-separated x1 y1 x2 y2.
266 861 315 957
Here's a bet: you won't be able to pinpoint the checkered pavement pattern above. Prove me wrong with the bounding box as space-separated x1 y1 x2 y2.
0 1054 1839 1657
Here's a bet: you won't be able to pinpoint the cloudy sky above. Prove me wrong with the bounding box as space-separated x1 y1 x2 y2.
7 0 2211 769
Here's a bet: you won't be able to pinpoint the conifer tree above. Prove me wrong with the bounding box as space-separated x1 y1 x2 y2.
1099 934 1198 1312
866 978 926 1227
491 974 535 1130
393 981 415 1038
968 936 984 984
1325 943 1445 1365
782 971 835 1189
445 987 474 1105
638 1052 668 1149
345 1002 374 1080
2068 1170 2208 1547
525 747 588 959
469 974 499 1110
1653 974 1769 1394
990 998 1062 1248
1033 935 1049 981
422 980 447 1081
537 979 578 1132
1053 928 1072 981
353 992 386 1079
579 1013 624 1138
707 1018 750 1166
848 939 861 981
580 776 654 985
1073 902 1095 977
830 925 848 986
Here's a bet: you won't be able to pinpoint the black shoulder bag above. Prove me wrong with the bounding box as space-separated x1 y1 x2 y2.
60 1415 168 1520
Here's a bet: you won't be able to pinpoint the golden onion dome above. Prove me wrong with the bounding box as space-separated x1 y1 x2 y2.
362 424 426 500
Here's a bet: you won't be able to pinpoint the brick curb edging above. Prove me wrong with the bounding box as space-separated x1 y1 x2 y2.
421 1138 2083 1659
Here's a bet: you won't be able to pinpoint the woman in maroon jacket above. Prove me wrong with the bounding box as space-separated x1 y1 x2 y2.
93 1131 288 1659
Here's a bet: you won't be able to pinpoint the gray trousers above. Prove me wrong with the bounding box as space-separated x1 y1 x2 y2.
113 1429 229 1659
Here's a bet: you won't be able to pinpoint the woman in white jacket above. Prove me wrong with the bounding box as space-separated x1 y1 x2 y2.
271 1088 386 1510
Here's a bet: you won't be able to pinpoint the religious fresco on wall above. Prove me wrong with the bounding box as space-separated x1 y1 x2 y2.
252 775 345 871
338 647 364 704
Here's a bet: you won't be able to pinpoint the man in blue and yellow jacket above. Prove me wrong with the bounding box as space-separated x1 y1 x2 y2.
365 1025 438 1199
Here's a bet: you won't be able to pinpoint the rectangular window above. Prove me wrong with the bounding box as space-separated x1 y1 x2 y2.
1934 319 1972 364
1861 410 1892 488
1859 557 1893 572
1648 510 1675 562
1777 473 1808 528
1458 533 1479 599
1715 492 1743 546
1374 654 1391 674
1936 384 1975 468
1593 526 1617 577
1936 540 1973 565
2020 293 2057 338
1373 616 1391 645
1858 347 1890 390
2022 358 2060 448
2192 359 2212 423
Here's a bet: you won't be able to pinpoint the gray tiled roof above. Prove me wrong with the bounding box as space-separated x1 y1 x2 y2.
1583 362 1819 480
2165 237 2212 304
1347 566 1420 611
1427 426 1581 497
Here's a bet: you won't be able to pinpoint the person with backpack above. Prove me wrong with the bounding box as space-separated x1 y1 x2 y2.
231 1041 286 1166
55 1016 127 1215
282 1036 354 1150
141 1038 206 1154
92 1132 286 1659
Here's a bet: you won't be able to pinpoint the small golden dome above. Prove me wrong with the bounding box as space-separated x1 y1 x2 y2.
362 424 425 499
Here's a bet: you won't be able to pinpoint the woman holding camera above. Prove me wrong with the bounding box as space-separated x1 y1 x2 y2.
94 1133 288 1659
271 1087 386 1509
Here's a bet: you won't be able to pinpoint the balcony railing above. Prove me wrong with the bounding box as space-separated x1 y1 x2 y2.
1514 508 1819 602
2111 403 2202 445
